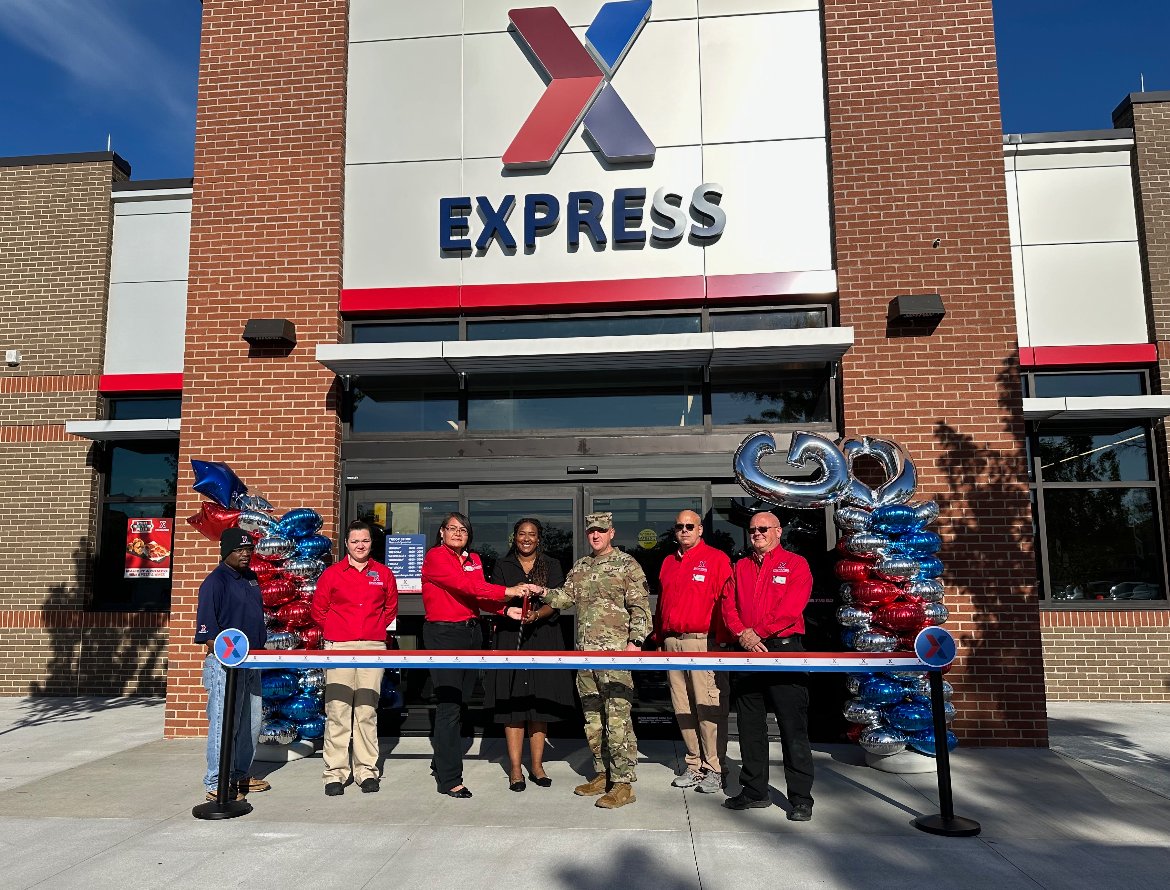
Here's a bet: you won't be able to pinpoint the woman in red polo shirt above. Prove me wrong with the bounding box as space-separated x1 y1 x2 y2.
311 519 398 797
421 511 530 798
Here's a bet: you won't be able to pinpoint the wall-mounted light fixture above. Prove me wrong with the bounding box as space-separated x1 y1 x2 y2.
242 318 297 348
888 294 946 323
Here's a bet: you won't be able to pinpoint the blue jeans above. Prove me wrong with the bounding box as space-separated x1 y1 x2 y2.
203 655 262 792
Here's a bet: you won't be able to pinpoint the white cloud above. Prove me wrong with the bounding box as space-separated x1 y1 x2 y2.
0 0 195 128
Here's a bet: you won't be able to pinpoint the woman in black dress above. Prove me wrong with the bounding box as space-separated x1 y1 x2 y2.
488 517 576 791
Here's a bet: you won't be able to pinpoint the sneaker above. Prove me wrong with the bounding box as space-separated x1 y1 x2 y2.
573 774 608 796
694 771 722 794
671 769 705 789
324 782 344 796
787 803 813 822
595 782 636 809
722 792 771 810
360 778 380 793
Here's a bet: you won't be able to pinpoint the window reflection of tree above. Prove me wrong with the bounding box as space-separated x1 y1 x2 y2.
1037 426 1145 482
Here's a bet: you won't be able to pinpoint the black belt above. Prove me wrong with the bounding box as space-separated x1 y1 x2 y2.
428 618 480 627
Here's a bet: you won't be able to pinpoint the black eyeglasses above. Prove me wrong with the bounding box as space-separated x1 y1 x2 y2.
443 526 468 534
749 525 779 534
673 523 696 532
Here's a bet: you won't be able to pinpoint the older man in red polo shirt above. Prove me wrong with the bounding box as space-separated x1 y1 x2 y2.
655 509 733 794
722 510 815 822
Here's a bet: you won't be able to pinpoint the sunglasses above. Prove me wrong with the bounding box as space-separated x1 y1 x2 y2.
749 525 779 534
673 523 697 532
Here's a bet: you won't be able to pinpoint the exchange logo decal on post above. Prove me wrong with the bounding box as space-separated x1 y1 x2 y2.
504 0 654 169
214 628 250 668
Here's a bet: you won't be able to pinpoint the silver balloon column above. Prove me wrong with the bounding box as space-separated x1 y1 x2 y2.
734 430 958 761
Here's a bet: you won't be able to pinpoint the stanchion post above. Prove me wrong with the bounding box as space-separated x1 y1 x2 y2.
913 668 980 837
192 663 253 820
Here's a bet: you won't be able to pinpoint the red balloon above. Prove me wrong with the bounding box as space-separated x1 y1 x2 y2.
835 560 873 583
876 600 927 633
260 576 296 609
185 502 241 542
250 559 281 582
298 626 323 649
277 600 314 629
852 579 901 607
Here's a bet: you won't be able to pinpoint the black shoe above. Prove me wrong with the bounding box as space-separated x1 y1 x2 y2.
509 779 527 792
529 772 552 788
722 792 770 810
443 786 473 798
787 803 813 822
324 782 344 797
360 778 380 793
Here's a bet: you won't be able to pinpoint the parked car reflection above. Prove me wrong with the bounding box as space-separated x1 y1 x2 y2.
1053 581 1161 601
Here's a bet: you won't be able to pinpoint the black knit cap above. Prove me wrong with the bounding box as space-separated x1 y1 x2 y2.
220 527 254 559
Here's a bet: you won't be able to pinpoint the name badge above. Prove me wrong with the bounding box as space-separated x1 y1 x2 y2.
692 574 706 582
772 575 787 584
464 564 478 572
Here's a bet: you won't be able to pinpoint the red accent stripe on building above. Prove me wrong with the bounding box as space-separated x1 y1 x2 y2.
99 373 183 393
340 286 460 315
460 276 706 310
1019 344 1158 368
706 272 836 300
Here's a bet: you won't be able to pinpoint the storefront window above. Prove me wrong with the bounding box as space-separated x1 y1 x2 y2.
92 442 178 611
710 365 831 426
350 378 460 434
467 314 701 341
1030 371 1145 398
350 321 459 344
108 397 181 419
468 370 703 431
709 309 828 331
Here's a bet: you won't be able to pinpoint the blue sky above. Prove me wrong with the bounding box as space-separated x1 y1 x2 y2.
0 1 1167 180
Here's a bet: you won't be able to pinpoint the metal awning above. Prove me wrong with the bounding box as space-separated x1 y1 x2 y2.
316 328 854 378
1022 395 1170 422
65 418 181 440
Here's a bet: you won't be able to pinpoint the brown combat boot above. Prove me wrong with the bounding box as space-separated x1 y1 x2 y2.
595 782 636 809
573 773 608 796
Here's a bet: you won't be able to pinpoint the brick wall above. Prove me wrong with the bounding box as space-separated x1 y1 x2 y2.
0 156 166 695
165 0 347 737
823 1 1047 744
1042 611 1170 700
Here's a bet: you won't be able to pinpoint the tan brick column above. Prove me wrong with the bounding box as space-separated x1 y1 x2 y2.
166 2 347 737
822 1 1047 744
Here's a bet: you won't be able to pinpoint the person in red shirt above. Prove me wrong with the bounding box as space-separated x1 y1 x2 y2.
311 519 398 797
421 512 531 798
721 511 815 822
655 509 732 794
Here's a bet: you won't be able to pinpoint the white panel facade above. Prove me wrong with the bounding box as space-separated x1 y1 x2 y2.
1015 166 1138 245
1020 242 1148 347
109 208 191 284
345 160 464 290
699 11 825 143
344 1 831 291
104 281 186 374
702 139 832 276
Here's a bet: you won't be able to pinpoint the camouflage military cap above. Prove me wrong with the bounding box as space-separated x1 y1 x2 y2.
585 511 614 531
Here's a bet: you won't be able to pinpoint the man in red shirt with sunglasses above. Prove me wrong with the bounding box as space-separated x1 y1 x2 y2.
722 511 815 822
655 509 732 794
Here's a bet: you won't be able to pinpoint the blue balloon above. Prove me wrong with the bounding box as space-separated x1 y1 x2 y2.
280 692 323 723
916 557 944 579
888 702 934 733
906 728 959 756
261 670 298 702
859 678 907 706
191 459 247 509
891 530 941 555
275 508 323 540
841 629 857 648
296 716 326 740
294 534 332 559
870 504 918 534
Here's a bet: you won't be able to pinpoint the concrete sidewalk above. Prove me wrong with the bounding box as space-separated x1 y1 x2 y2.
0 698 1167 889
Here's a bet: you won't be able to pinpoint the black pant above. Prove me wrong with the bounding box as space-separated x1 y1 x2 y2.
423 620 481 791
733 634 814 808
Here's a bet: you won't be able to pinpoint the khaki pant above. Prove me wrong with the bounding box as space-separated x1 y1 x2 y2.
322 639 384 785
663 634 729 775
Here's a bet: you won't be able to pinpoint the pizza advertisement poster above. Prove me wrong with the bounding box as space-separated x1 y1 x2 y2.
125 518 173 579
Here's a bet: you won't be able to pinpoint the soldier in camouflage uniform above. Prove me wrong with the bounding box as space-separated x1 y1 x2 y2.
540 511 651 809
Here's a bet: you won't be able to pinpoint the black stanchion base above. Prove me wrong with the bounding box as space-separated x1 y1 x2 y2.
191 799 253 820
913 813 981 837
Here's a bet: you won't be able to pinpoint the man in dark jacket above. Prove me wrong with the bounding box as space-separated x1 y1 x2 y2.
194 527 268 802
